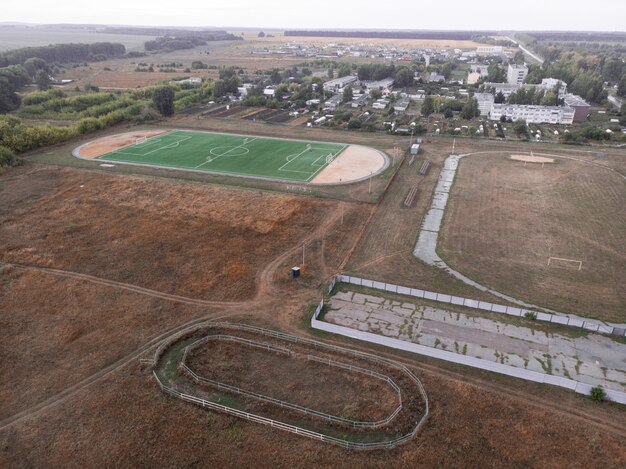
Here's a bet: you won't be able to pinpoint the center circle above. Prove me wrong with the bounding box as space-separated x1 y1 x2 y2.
209 146 250 157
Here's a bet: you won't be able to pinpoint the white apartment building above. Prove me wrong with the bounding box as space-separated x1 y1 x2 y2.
489 103 575 124
507 64 528 85
474 92 495 116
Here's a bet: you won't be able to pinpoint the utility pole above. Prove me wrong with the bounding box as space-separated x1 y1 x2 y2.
368 171 372 194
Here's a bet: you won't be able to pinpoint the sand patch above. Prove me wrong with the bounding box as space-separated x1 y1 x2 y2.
312 145 387 184
78 130 170 158
510 154 555 164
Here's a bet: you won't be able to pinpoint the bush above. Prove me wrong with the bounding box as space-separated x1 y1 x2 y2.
524 312 537 320
590 386 605 403
347 117 362 129
0 145 18 168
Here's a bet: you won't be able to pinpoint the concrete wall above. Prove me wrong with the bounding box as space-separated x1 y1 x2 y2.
312 296 626 405
336 274 624 337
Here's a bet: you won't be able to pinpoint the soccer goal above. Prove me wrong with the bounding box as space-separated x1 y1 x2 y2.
135 136 148 145
325 153 335 164
547 257 582 270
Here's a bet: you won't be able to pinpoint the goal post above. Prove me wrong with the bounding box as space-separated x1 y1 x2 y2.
547 257 582 270
325 153 335 164
135 136 147 145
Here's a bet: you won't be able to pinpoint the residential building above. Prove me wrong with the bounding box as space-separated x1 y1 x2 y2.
507 64 528 85
360 77 394 93
323 93 342 111
489 103 575 124
323 75 357 92
563 94 590 123
372 98 390 110
350 94 369 108
475 93 495 116
484 80 566 99
477 46 503 55
428 72 445 83
394 97 410 112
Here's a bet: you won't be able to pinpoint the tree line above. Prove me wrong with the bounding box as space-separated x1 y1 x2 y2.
144 32 242 52
0 42 126 67
285 30 497 40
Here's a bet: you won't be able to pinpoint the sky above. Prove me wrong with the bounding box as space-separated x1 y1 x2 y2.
2 0 625 32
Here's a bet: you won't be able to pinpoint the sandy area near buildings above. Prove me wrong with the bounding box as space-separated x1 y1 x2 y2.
78 130 170 158
510 154 556 164
312 145 387 184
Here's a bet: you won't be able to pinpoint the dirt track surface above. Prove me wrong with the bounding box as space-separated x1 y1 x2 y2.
1 156 626 467
77 130 169 158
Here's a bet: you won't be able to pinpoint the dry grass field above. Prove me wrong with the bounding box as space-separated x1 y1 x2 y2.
439 153 626 320
1 135 625 467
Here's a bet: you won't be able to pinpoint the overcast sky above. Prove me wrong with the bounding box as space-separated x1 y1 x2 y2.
3 0 625 31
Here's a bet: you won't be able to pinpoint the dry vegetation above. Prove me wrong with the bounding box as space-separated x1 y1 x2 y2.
0 133 625 466
439 154 626 319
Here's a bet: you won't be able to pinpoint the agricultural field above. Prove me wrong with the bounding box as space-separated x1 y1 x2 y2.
0 26 155 52
438 153 626 320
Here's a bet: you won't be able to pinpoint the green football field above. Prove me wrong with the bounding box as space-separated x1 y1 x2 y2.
95 130 348 182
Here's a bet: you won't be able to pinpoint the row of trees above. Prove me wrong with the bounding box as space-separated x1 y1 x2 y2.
0 42 126 67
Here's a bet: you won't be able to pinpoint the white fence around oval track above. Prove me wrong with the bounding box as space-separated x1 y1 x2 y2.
153 322 430 450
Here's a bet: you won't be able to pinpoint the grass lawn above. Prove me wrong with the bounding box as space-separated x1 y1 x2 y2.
96 129 347 182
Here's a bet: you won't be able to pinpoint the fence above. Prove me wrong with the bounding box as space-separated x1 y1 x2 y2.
179 335 402 429
334 274 624 337
315 286 626 405
153 322 429 450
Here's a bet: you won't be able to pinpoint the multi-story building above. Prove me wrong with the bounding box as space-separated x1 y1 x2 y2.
563 94 590 123
489 103 575 124
484 80 567 99
474 93 495 116
507 64 528 85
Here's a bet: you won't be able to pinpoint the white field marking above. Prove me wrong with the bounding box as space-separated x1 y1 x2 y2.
310 145 347 166
277 146 311 171
306 145 348 181
195 137 257 168
114 136 192 157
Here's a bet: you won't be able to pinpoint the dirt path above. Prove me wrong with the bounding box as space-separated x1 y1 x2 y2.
0 204 344 430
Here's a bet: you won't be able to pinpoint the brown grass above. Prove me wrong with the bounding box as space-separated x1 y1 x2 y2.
1 138 625 466
439 153 626 319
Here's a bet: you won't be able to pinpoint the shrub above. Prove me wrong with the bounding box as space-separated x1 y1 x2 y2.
590 386 605 403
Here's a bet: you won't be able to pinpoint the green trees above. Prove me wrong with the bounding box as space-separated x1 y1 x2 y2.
0 65 30 113
421 96 434 116
394 67 413 88
347 117 362 129
35 70 51 90
569 73 606 103
342 85 353 103
487 63 506 83
152 86 175 117
0 145 17 169
618 76 626 98
513 119 529 139
337 64 351 78
494 91 506 104
460 98 480 119
258 31 265 38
